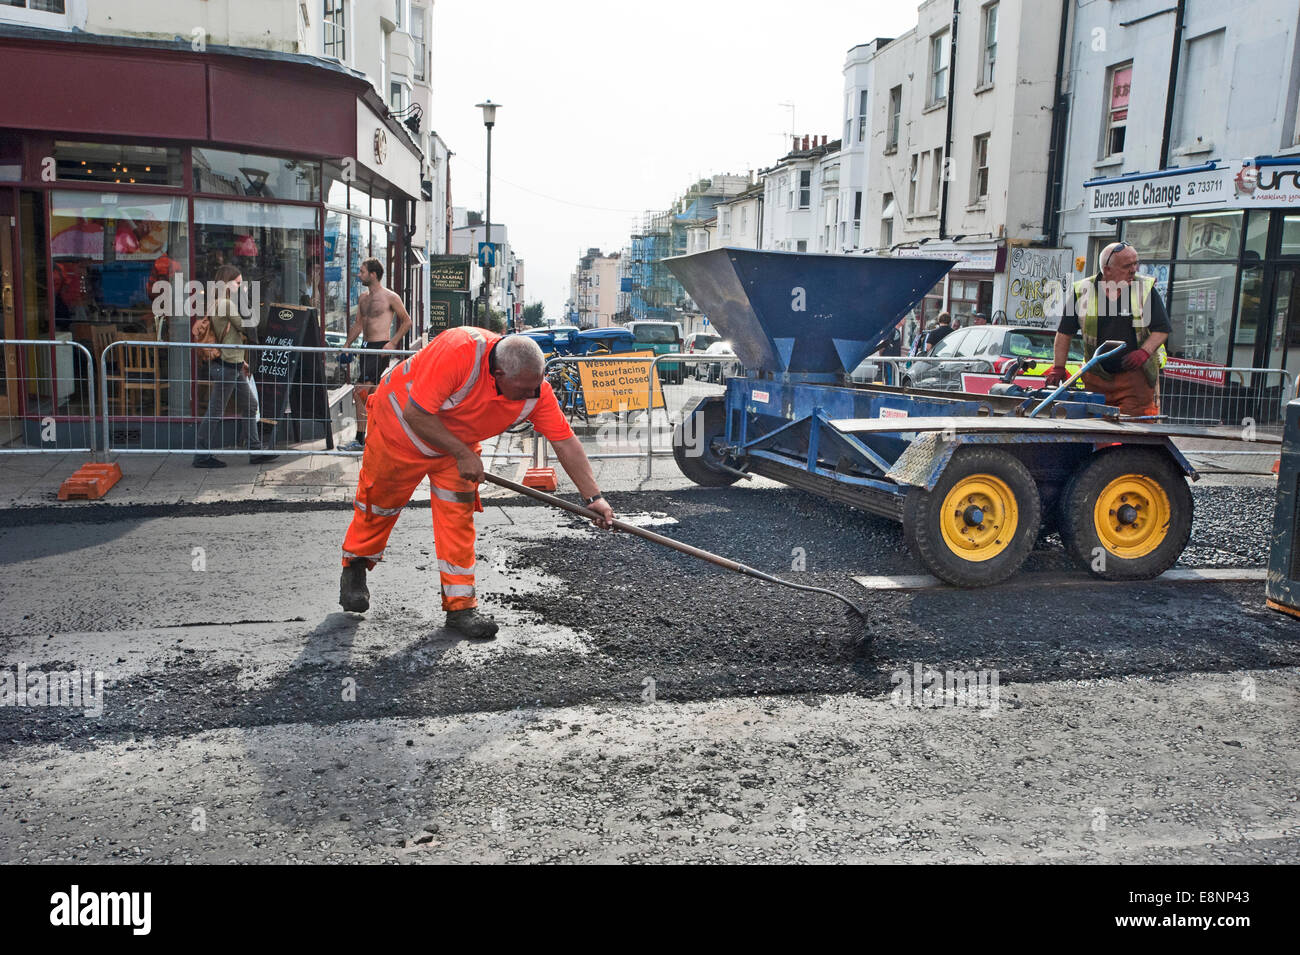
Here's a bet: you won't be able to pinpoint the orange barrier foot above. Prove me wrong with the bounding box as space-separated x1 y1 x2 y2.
522 467 558 492
58 462 123 501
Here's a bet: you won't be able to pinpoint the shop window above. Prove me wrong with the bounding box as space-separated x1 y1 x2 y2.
1103 63 1131 158
194 199 320 332
1282 215 1300 256
54 142 182 188
49 190 188 413
1178 211 1242 260
324 209 348 335
192 148 320 202
1169 263 1234 365
1122 215 1175 261
1244 211 1269 261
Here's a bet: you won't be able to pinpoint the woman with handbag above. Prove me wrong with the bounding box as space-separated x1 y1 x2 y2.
192 264 280 468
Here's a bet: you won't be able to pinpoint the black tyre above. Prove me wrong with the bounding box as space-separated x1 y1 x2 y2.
672 398 740 487
902 447 1042 587
1059 447 1193 580
901 376 914 389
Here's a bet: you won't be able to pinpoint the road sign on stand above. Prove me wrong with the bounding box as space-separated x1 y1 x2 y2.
478 243 498 268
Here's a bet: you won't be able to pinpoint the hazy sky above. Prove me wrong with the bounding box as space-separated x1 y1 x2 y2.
431 0 920 319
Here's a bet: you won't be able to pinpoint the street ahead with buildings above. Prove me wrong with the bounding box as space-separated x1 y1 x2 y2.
1 0 1299 892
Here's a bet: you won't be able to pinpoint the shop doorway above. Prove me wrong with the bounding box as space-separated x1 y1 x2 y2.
0 190 18 419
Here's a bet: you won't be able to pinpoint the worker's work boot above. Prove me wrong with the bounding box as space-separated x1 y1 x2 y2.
445 608 499 640
339 559 370 613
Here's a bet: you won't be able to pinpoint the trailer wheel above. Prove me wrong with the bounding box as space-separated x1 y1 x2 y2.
903 447 1041 587
672 399 740 487
1059 447 1192 580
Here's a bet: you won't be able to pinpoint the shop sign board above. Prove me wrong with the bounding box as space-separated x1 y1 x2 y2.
253 303 332 445
430 257 471 292
1004 247 1073 328
1086 159 1300 218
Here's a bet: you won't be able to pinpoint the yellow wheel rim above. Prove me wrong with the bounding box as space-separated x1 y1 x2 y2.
1093 473 1170 559
939 474 1019 562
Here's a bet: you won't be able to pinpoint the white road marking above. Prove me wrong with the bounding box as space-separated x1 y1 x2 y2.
852 566 1268 591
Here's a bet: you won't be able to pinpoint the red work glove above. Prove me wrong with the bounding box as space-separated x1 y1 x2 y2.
1122 348 1152 371
1043 365 1069 387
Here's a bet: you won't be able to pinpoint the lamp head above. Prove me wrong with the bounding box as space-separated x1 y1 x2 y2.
476 99 500 127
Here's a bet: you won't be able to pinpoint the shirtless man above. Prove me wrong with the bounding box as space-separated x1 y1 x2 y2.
342 257 412 449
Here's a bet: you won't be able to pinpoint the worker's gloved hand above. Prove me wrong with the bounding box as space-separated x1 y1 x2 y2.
1043 365 1069 387
454 450 484 484
588 497 615 530
1122 348 1151 371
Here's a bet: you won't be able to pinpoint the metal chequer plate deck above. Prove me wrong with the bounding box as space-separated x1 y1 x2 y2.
829 415 1283 444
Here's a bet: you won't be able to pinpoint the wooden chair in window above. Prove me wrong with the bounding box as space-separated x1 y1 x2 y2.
111 343 168 416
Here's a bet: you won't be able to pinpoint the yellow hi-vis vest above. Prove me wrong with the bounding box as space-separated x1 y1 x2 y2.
1072 273 1166 387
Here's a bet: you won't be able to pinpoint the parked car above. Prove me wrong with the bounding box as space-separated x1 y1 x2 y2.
626 320 685 383
901 326 1085 391
685 331 721 353
698 340 742 383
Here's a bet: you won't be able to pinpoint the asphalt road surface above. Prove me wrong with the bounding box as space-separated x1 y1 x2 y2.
1 481 1297 862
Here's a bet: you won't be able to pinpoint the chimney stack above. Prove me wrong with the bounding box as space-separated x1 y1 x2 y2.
822 135 828 147
802 135 809 150
792 136 799 152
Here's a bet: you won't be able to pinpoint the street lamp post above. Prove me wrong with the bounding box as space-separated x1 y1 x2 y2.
475 99 499 328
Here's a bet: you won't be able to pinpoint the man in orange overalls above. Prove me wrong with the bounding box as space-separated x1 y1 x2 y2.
339 327 616 639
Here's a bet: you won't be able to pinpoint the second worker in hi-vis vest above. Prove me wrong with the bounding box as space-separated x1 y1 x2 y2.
338 328 616 639
1046 241 1171 417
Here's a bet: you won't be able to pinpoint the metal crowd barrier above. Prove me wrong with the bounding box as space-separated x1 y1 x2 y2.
1159 363 1295 434
0 338 97 454
98 340 418 458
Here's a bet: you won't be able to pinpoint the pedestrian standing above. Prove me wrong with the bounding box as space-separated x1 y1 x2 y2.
193 265 280 468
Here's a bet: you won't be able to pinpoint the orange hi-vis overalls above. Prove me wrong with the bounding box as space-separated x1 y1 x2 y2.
341 327 575 611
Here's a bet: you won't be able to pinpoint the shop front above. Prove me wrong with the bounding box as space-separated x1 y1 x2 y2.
0 27 423 447
894 240 1005 343
1085 157 1300 425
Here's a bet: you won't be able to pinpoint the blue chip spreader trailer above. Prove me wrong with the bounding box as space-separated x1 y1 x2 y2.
664 247 1264 588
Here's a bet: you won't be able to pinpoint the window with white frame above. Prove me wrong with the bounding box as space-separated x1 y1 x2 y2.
720 208 731 239
930 147 943 211
796 240 807 253
858 90 869 143
929 32 949 106
324 0 346 60
411 5 427 82
853 191 862 246
881 192 895 249
887 86 902 150
390 82 406 111
0 0 66 13
908 154 919 214
980 3 998 86
1104 62 1132 157
740 206 749 234
972 134 990 201
799 170 811 209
